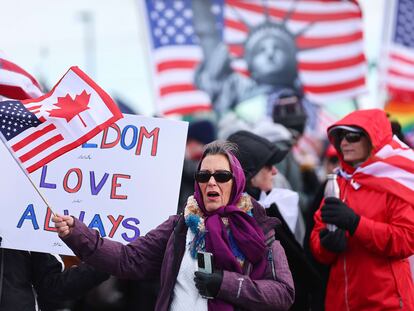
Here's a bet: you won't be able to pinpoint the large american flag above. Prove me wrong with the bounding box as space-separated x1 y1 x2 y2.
145 0 214 115
383 0 414 99
0 55 43 100
0 67 123 173
144 0 366 116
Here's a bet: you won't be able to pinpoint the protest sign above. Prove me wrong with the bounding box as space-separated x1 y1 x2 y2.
0 114 188 255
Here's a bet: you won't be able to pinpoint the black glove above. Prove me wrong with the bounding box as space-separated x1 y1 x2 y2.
319 228 347 253
194 270 223 298
321 197 360 235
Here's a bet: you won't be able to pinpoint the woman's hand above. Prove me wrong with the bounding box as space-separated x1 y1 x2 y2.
52 214 74 238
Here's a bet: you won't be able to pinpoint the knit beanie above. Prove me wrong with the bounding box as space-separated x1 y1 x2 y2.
187 119 216 145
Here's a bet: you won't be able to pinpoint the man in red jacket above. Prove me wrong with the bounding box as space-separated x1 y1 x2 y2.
310 109 414 310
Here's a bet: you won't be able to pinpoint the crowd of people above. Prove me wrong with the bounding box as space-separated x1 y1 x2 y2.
1 86 414 310
45 107 414 311
2 43 414 311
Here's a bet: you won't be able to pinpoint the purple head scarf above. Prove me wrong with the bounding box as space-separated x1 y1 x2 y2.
194 151 267 311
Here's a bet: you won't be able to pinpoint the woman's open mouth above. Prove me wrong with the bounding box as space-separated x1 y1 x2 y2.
207 191 220 200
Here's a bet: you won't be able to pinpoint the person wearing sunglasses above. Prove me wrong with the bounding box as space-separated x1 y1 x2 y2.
310 109 414 310
52 140 294 311
228 130 323 311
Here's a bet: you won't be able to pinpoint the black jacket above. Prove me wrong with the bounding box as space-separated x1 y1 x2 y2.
265 203 323 311
0 248 109 311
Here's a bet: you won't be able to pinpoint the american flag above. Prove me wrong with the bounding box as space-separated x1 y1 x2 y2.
349 135 414 204
383 0 414 99
145 0 214 115
224 1 366 104
0 55 43 100
144 0 366 116
0 66 123 173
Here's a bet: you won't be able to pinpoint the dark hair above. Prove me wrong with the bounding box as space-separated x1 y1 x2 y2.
391 120 407 144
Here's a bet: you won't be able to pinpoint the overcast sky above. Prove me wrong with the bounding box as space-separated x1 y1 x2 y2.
1 0 385 115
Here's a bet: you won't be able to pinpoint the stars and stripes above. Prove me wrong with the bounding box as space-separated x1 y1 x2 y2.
0 66 123 173
144 0 366 116
0 100 60 171
223 0 366 104
145 0 216 115
0 100 42 140
350 136 414 205
383 0 414 99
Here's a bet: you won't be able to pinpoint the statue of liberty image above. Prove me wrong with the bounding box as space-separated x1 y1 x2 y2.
192 0 309 125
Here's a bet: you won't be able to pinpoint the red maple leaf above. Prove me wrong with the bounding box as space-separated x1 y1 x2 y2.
48 90 91 127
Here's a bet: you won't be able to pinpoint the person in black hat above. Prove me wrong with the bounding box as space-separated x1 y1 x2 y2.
227 131 283 199
228 130 323 311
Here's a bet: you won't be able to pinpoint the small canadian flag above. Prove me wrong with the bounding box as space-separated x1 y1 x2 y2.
0 66 123 173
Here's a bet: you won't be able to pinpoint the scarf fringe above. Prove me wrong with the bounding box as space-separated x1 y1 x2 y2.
184 193 253 263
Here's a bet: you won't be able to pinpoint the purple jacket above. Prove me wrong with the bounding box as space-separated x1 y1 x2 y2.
63 201 294 311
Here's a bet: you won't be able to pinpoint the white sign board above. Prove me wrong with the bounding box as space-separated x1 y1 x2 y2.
0 114 188 255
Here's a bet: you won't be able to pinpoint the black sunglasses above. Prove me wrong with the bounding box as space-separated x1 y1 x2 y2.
336 131 365 144
195 170 233 183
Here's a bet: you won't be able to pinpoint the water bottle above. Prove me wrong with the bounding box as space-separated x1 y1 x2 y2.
324 174 340 232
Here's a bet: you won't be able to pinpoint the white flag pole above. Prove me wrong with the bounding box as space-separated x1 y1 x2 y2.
0 132 54 214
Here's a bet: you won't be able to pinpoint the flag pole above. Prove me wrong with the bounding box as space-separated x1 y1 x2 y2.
0 133 55 215
378 0 397 109
135 0 157 115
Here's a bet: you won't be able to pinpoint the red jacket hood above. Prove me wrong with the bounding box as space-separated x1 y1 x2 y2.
327 109 393 171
